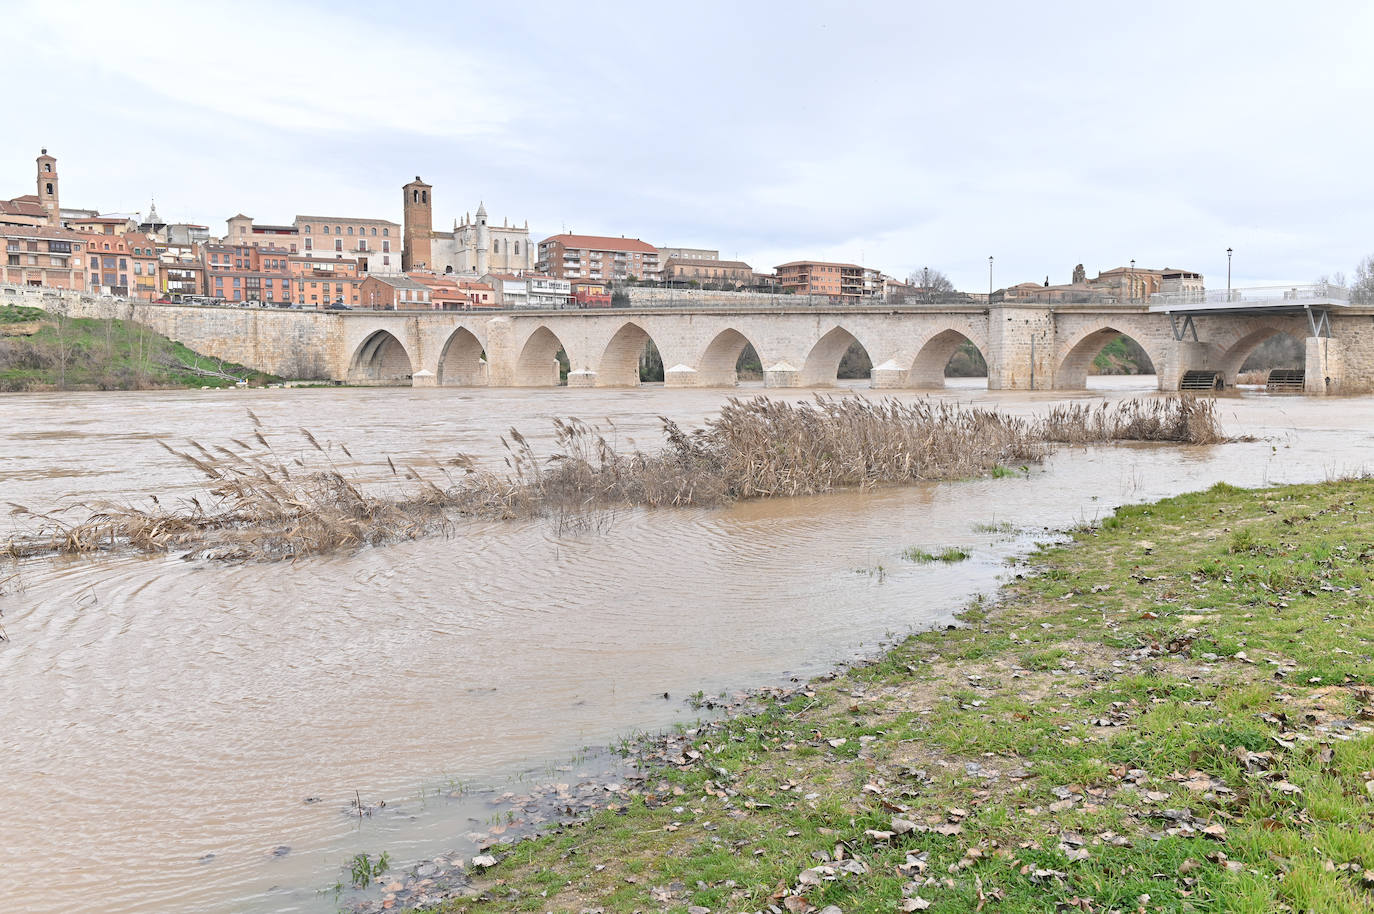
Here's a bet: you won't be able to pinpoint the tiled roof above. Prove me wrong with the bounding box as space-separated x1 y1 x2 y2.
539 233 658 254
0 199 45 217
295 215 400 226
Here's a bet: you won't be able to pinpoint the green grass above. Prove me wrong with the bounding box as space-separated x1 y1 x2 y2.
903 545 971 563
0 305 277 390
0 304 44 324
422 478 1374 914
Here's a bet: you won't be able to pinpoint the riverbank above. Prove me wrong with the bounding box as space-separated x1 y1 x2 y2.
414 477 1374 914
0 304 275 390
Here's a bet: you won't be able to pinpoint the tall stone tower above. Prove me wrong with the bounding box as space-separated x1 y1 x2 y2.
402 176 433 271
36 148 59 226
475 201 489 275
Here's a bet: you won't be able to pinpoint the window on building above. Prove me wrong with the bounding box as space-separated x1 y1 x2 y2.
119 258 127 269
45 182 53 195
335 240 342 252
382 228 389 237
304 238 312 251
334 225 341 234
514 241 520 255
347 226 353 235
44 163 51 173
421 191 427 203
359 240 367 251
371 227 377 236
304 225 311 233
383 255 390 265
382 240 390 252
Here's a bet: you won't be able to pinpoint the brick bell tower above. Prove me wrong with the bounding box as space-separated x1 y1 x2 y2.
36 148 59 226
402 176 432 271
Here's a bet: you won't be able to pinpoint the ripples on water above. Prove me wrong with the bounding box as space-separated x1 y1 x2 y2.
2 381 1373 914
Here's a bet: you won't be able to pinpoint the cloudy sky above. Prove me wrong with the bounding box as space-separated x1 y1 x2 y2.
4 0 1371 291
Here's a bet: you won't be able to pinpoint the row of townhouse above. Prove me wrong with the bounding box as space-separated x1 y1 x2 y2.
3 150 897 306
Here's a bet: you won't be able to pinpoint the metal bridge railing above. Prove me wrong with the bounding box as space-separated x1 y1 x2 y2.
1150 283 1350 307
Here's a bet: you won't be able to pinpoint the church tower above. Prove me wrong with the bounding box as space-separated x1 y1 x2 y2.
402 176 433 271
36 148 59 226
475 201 489 275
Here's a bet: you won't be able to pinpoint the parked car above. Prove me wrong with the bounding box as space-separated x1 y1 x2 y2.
153 297 172 304
326 302 351 311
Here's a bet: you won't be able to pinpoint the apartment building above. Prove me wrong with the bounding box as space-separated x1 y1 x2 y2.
289 255 363 307
295 214 400 273
202 242 293 304
659 246 719 261
775 260 882 301
662 256 753 285
1 226 90 291
537 234 660 281
225 214 300 253
79 231 160 299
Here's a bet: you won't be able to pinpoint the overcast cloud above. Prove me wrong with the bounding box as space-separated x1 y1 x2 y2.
3 0 1371 290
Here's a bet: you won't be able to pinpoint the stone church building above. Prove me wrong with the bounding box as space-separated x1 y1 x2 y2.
401 176 533 276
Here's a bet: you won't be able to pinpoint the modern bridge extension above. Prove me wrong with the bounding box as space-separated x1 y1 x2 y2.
21 285 1373 394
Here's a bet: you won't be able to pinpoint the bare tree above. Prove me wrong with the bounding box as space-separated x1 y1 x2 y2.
907 267 955 294
1351 256 1374 304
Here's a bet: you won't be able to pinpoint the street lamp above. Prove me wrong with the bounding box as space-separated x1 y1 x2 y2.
1226 248 1233 302
988 255 994 302
1129 258 1135 302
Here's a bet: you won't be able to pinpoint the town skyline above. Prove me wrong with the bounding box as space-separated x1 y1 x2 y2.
5 0 1374 291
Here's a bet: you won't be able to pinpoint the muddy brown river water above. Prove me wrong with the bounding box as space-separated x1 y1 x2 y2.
2 379 1372 914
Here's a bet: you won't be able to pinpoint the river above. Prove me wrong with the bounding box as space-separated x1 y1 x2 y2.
2 378 1372 914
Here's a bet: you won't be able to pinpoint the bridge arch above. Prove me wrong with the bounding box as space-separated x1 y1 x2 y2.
514 325 569 386
1055 322 1166 390
1219 325 1305 385
437 326 487 386
908 328 987 388
348 329 414 385
694 328 766 387
800 326 876 387
596 321 662 387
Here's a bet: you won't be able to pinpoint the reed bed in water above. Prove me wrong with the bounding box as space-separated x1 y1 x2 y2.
3 395 1224 561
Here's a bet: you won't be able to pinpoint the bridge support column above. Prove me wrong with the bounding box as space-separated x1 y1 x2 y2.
483 318 517 387
412 369 437 388
870 360 907 389
763 361 801 387
987 306 1055 390
567 368 597 388
664 364 700 387
1161 340 1211 391
1305 337 1343 394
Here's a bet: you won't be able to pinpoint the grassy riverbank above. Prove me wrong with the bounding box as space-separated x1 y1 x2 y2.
0 304 274 390
426 478 1374 914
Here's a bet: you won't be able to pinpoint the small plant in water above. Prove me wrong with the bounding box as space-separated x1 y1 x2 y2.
347 851 390 888
972 520 1016 534
903 546 970 564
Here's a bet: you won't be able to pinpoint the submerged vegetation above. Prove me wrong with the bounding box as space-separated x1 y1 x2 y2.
418 478 1374 914
2 395 1225 561
903 546 970 564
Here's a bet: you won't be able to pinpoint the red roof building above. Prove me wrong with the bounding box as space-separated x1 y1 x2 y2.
536 234 660 281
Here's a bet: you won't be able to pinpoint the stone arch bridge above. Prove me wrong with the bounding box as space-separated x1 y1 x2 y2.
115 296 1373 393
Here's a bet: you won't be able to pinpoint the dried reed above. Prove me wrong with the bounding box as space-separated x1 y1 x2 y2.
3 395 1224 561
